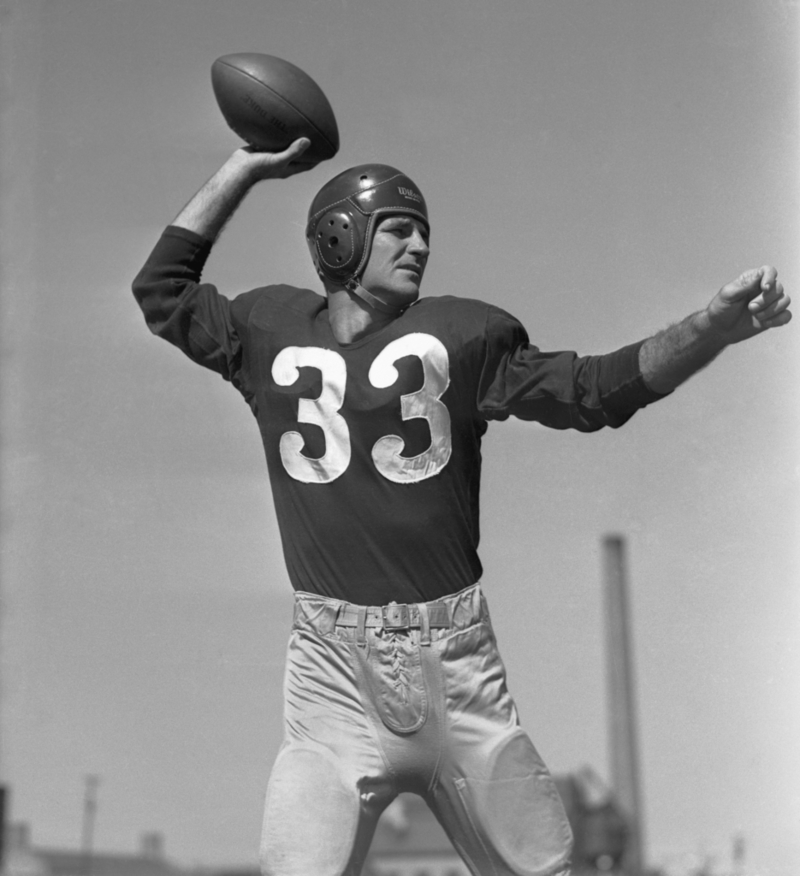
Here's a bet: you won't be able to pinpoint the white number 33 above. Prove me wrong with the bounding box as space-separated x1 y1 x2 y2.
271 333 452 485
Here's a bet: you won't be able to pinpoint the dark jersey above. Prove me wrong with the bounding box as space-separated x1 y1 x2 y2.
133 226 663 604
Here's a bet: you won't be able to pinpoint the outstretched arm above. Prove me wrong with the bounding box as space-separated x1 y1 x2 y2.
172 138 312 242
640 266 792 393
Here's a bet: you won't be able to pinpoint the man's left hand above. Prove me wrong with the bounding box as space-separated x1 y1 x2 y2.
706 266 792 344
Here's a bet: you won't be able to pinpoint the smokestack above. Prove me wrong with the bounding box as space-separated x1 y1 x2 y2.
81 775 100 876
603 534 644 876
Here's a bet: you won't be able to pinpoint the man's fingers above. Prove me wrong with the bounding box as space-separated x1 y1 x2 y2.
751 289 791 323
244 137 311 164
756 309 792 330
271 139 315 178
241 138 315 179
759 264 778 289
278 138 311 163
748 280 782 309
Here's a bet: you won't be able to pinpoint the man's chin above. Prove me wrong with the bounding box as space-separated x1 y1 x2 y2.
379 283 421 310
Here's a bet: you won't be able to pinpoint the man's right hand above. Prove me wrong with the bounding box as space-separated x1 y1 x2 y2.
231 137 316 182
171 137 316 242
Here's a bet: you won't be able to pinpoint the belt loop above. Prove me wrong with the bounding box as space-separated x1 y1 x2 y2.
331 602 347 636
356 605 368 648
315 602 334 636
418 602 431 646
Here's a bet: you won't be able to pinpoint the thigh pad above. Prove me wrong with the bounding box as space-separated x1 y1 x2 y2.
453 730 573 876
260 744 359 876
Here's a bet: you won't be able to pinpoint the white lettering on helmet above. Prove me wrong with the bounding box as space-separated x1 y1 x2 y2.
397 186 422 203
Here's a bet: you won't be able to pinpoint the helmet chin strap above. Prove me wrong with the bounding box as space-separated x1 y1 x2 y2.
344 277 408 315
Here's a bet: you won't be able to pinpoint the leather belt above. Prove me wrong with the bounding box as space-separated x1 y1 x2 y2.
336 602 451 630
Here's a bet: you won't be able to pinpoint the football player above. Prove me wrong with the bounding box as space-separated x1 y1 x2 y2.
132 139 790 876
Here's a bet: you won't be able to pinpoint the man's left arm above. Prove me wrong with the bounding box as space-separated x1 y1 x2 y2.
640 266 792 394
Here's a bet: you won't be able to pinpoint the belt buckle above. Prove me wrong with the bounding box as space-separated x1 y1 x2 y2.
382 603 410 630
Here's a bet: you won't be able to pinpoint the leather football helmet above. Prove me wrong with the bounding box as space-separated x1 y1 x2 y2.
306 164 429 312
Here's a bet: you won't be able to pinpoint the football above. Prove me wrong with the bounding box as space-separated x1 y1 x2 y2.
211 53 339 163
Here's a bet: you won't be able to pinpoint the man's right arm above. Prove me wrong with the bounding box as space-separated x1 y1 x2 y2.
171 138 312 242
131 138 313 385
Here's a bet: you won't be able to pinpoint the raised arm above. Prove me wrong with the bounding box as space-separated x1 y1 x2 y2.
640 266 792 393
131 137 315 384
173 138 312 242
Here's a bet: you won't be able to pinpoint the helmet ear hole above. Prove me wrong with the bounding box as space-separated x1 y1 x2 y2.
312 210 359 277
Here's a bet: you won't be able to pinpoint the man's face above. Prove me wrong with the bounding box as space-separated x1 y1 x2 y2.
359 215 430 309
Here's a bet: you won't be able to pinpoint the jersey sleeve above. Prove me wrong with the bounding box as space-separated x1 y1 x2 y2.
477 305 668 431
132 225 259 402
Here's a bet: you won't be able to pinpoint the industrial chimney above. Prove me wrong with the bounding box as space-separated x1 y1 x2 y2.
603 534 645 876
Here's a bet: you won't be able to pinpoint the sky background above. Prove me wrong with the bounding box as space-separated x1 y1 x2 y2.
1 2 798 875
